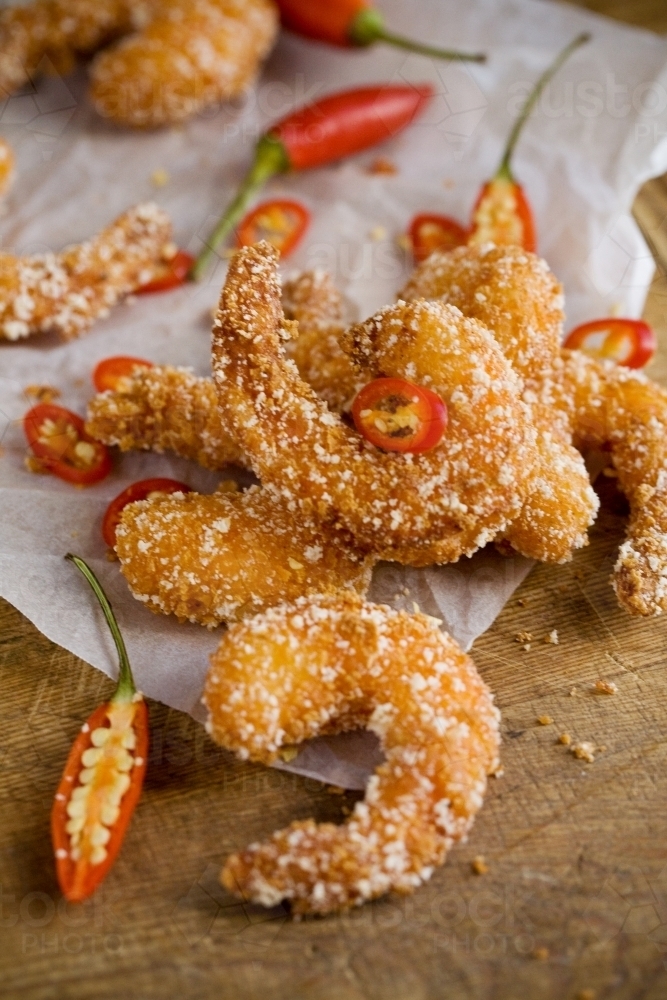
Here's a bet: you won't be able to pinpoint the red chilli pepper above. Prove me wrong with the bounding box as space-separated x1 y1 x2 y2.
409 214 469 263
276 0 486 63
93 356 154 394
237 199 311 257
136 249 195 295
352 376 448 453
102 478 192 548
468 33 590 253
191 84 433 280
24 403 112 486
52 555 149 903
563 317 657 370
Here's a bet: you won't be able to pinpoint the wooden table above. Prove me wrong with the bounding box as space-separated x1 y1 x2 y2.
3 4 667 998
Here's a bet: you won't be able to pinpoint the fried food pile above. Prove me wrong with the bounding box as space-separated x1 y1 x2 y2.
0 203 171 341
0 0 278 128
205 593 501 915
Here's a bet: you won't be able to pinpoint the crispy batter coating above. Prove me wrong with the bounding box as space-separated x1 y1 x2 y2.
90 0 278 128
0 0 133 97
0 138 14 198
400 243 598 564
115 486 373 627
555 351 667 616
86 268 351 464
0 202 171 342
204 593 500 915
86 364 243 471
283 269 363 412
212 242 539 566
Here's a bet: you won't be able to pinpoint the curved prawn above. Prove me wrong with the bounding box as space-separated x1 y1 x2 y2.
204 593 500 915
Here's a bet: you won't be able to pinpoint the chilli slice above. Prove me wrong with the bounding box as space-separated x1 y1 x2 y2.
408 213 468 262
93 356 154 394
136 249 194 294
102 478 192 548
24 403 112 485
237 199 310 257
352 377 447 453
563 318 657 369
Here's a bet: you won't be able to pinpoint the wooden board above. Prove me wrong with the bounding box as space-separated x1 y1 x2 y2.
2 4 667 998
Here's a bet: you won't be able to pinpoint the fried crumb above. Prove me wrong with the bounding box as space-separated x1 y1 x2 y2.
593 679 618 695
412 601 421 614
24 453 48 474
569 687 579 697
532 945 549 961
537 715 553 726
105 547 119 562
471 855 488 875
395 233 412 252
516 598 526 607
278 746 299 763
559 733 572 745
24 384 61 403
366 157 397 175
326 785 345 796
522 643 532 651
571 741 596 763
515 631 533 644
544 630 559 644
216 479 239 494
443 178 456 190
151 168 170 187
368 225 387 242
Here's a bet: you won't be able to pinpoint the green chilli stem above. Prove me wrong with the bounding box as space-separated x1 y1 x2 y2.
65 553 135 702
190 135 288 282
350 9 486 62
498 32 591 179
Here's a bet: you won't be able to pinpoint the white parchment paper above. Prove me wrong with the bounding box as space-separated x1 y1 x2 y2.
1 0 666 788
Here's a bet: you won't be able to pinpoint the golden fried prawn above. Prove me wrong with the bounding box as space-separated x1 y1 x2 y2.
115 486 373 627
205 593 500 915
0 0 133 98
212 242 538 566
0 203 171 342
86 365 244 471
89 0 278 128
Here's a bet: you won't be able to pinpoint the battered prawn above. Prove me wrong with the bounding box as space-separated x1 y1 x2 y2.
212 242 539 566
85 269 356 463
116 486 373 627
204 592 500 915
0 203 171 342
90 0 278 128
400 242 599 564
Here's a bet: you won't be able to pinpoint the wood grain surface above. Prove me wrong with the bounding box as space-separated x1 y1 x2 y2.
2 4 667 999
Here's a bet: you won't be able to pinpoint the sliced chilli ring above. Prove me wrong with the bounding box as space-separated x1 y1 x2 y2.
408 213 468 263
24 403 112 485
237 199 311 258
563 317 657 370
102 477 192 547
136 249 195 295
351 377 448 454
93 356 154 394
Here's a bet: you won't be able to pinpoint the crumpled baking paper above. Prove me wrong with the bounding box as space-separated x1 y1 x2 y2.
1 0 666 788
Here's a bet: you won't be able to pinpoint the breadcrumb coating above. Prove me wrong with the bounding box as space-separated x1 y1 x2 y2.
204 593 500 914
115 486 373 627
90 0 278 128
212 242 539 566
0 202 171 342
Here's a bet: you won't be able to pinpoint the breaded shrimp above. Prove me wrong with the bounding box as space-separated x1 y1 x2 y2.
400 243 599 563
204 593 500 915
0 202 171 342
212 242 539 567
116 486 374 627
89 0 278 128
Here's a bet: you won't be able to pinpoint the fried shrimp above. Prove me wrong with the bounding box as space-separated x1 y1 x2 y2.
115 486 373 627
400 243 599 564
86 365 244 471
204 593 500 915
89 0 278 128
212 242 538 566
0 0 133 98
0 203 171 342
557 351 667 616
86 268 353 464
